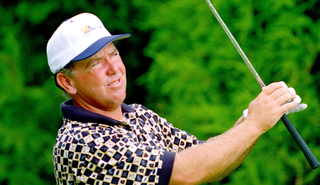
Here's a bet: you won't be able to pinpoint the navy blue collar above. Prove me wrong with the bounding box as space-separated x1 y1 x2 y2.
61 99 135 125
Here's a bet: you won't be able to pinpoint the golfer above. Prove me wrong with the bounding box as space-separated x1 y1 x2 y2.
47 13 306 185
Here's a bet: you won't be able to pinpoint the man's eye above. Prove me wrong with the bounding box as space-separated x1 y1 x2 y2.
92 61 100 67
112 52 119 57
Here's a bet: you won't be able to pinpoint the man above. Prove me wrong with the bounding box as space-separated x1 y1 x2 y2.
47 13 306 185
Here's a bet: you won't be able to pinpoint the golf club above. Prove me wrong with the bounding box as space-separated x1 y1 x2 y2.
205 0 320 169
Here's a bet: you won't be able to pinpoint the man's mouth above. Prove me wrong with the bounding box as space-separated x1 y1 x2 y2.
108 79 120 86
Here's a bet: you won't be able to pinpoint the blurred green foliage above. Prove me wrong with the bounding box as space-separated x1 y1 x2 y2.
0 0 319 184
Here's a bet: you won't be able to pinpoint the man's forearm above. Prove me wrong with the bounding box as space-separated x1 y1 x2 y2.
169 118 263 185
209 136 259 182
201 116 259 182
212 116 260 181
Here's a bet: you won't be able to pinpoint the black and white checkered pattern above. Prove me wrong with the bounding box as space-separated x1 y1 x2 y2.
53 104 201 184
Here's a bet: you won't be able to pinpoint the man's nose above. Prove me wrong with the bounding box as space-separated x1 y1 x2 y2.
106 60 118 76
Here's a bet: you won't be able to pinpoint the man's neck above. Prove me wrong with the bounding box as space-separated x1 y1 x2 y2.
73 100 124 121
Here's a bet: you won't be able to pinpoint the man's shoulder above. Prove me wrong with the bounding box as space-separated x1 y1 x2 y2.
125 103 161 117
56 119 124 143
126 103 155 112
125 103 145 110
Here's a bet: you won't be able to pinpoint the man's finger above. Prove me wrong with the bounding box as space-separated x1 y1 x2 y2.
262 82 283 95
286 103 308 115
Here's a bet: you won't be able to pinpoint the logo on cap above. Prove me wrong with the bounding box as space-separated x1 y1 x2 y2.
81 25 102 37
81 25 91 34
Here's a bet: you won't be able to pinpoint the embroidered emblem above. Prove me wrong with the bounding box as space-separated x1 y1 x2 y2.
81 25 91 34
80 25 102 37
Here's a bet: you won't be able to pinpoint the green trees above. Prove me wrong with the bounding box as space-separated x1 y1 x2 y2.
0 0 319 184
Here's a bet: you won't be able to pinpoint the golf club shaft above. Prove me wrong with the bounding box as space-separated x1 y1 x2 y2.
205 0 319 169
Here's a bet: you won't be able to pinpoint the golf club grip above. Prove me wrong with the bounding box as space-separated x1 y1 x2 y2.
281 114 320 169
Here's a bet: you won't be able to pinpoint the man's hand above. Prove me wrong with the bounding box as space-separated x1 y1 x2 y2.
243 82 307 119
279 81 308 115
243 82 298 133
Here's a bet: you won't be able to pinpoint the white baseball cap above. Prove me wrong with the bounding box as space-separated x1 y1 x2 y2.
46 13 131 74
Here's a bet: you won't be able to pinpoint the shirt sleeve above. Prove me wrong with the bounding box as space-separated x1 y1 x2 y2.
130 104 203 153
155 114 203 153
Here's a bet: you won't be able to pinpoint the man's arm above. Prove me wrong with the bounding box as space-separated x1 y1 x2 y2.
168 82 298 185
207 116 259 182
169 117 261 184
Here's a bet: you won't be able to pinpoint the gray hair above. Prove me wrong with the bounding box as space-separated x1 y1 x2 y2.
54 61 77 99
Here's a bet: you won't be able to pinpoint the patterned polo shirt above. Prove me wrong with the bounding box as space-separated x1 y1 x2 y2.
53 99 202 185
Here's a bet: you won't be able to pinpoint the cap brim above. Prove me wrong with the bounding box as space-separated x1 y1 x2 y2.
71 34 131 62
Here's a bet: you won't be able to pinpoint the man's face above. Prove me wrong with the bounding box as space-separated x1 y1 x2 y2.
69 43 127 111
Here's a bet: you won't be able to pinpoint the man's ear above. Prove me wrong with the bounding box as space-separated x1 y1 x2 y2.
56 73 77 95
